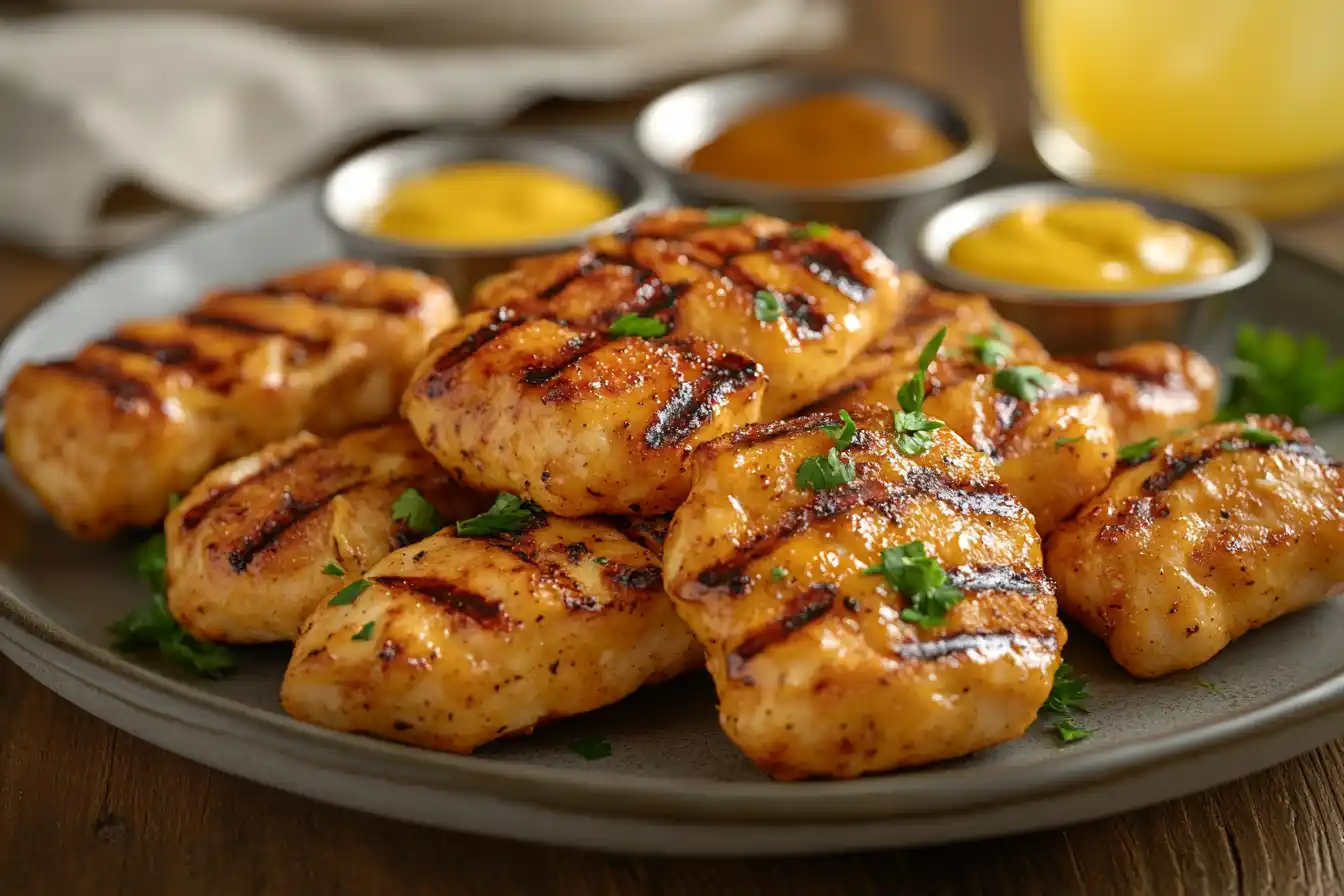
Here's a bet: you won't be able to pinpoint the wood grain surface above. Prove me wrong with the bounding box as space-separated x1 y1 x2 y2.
3 2 1344 893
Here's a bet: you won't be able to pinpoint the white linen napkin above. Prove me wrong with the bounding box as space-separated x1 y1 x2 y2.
0 1 844 254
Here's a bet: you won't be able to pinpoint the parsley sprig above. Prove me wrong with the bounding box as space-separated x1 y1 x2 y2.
1219 325 1344 424
966 327 1012 368
754 290 782 322
608 314 668 339
819 409 857 449
109 532 234 678
392 488 446 536
863 540 964 628
1240 426 1284 446
993 365 1055 402
705 207 752 227
1040 662 1092 744
796 447 855 491
1117 437 1161 465
456 494 544 537
890 329 948 456
790 221 833 240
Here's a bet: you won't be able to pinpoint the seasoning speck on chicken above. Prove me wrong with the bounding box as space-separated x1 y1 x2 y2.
1046 416 1344 678
166 423 486 644
662 407 1065 780
402 308 766 517
281 516 702 753
468 207 918 419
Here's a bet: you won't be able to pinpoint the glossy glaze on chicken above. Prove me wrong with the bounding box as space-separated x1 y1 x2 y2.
4 261 456 538
281 516 702 753
167 423 484 644
1059 341 1219 444
1046 416 1343 678
469 208 917 419
662 408 1065 780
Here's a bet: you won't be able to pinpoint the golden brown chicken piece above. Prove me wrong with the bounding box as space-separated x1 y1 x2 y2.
402 309 765 517
469 208 917 419
166 423 484 644
662 408 1065 780
1046 416 1343 678
811 291 1117 533
1059 342 1220 444
4 261 457 539
281 516 702 753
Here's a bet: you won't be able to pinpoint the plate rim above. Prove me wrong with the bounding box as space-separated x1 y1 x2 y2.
4 179 1344 829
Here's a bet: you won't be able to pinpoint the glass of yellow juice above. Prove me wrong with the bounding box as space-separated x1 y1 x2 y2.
1026 0 1344 217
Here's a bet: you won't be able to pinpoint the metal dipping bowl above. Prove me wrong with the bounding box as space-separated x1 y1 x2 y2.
633 69 996 234
913 182 1273 353
321 132 672 303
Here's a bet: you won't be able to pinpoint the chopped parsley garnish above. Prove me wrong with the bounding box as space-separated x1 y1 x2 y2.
110 531 234 678
351 621 375 641
329 578 371 606
771 566 788 582
1196 679 1225 697
594 556 609 566
1241 426 1284 446
819 409 857 449
790 221 833 240
1218 440 1238 451
608 313 668 339
754 289 782 322
1055 435 1083 450
993 365 1055 402
966 332 1012 368
1053 719 1092 743
1218 324 1344 424
392 488 446 536
796 447 855 491
1040 662 1092 744
568 736 612 760
1117 437 1161 464
705 207 752 227
322 561 345 576
168 492 182 510
890 329 948 456
456 494 543 537
862 540 964 628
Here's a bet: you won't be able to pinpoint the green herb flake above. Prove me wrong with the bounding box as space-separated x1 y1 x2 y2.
966 332 1012 368
819 409 857 449
351 621 376 642
790 221 833 240
754 289 782 323
771 566 788 582
705 207 752 227
1055 435 1084 450
392 487 446 536
1241 426 1284 446
889 329 949 456
796 447 856 492
608 313 669 339
862 540 964 628
1117 437 1161 464
1218 439 1239 451
329 578 371 606
110 531 234 678
1052 718 1092 743
168 492 183 510
1217 325 1344 424
322 561 346 577
1043 662 1091 716
456 494 544 537
1196 679 1225 697
993 365 1055 402
568 736 613 760
594 556 609 566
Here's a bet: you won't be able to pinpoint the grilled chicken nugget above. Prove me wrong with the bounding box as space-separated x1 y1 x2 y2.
281 516 702 753
663 408 1065 780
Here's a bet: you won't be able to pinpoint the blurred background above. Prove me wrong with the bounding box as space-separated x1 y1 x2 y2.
0 0 1340 266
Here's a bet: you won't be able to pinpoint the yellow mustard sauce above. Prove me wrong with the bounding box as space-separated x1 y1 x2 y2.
368 161 621 246
947 199 1236 290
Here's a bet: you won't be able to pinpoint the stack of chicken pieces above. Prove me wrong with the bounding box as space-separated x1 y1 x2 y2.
7 209 1342 780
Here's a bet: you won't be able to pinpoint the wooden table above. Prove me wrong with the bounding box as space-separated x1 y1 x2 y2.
4 3 1344 893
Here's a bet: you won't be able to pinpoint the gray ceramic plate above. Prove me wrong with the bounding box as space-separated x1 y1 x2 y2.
2 174 1343 857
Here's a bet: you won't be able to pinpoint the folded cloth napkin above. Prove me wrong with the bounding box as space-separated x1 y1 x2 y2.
0 1 844 255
